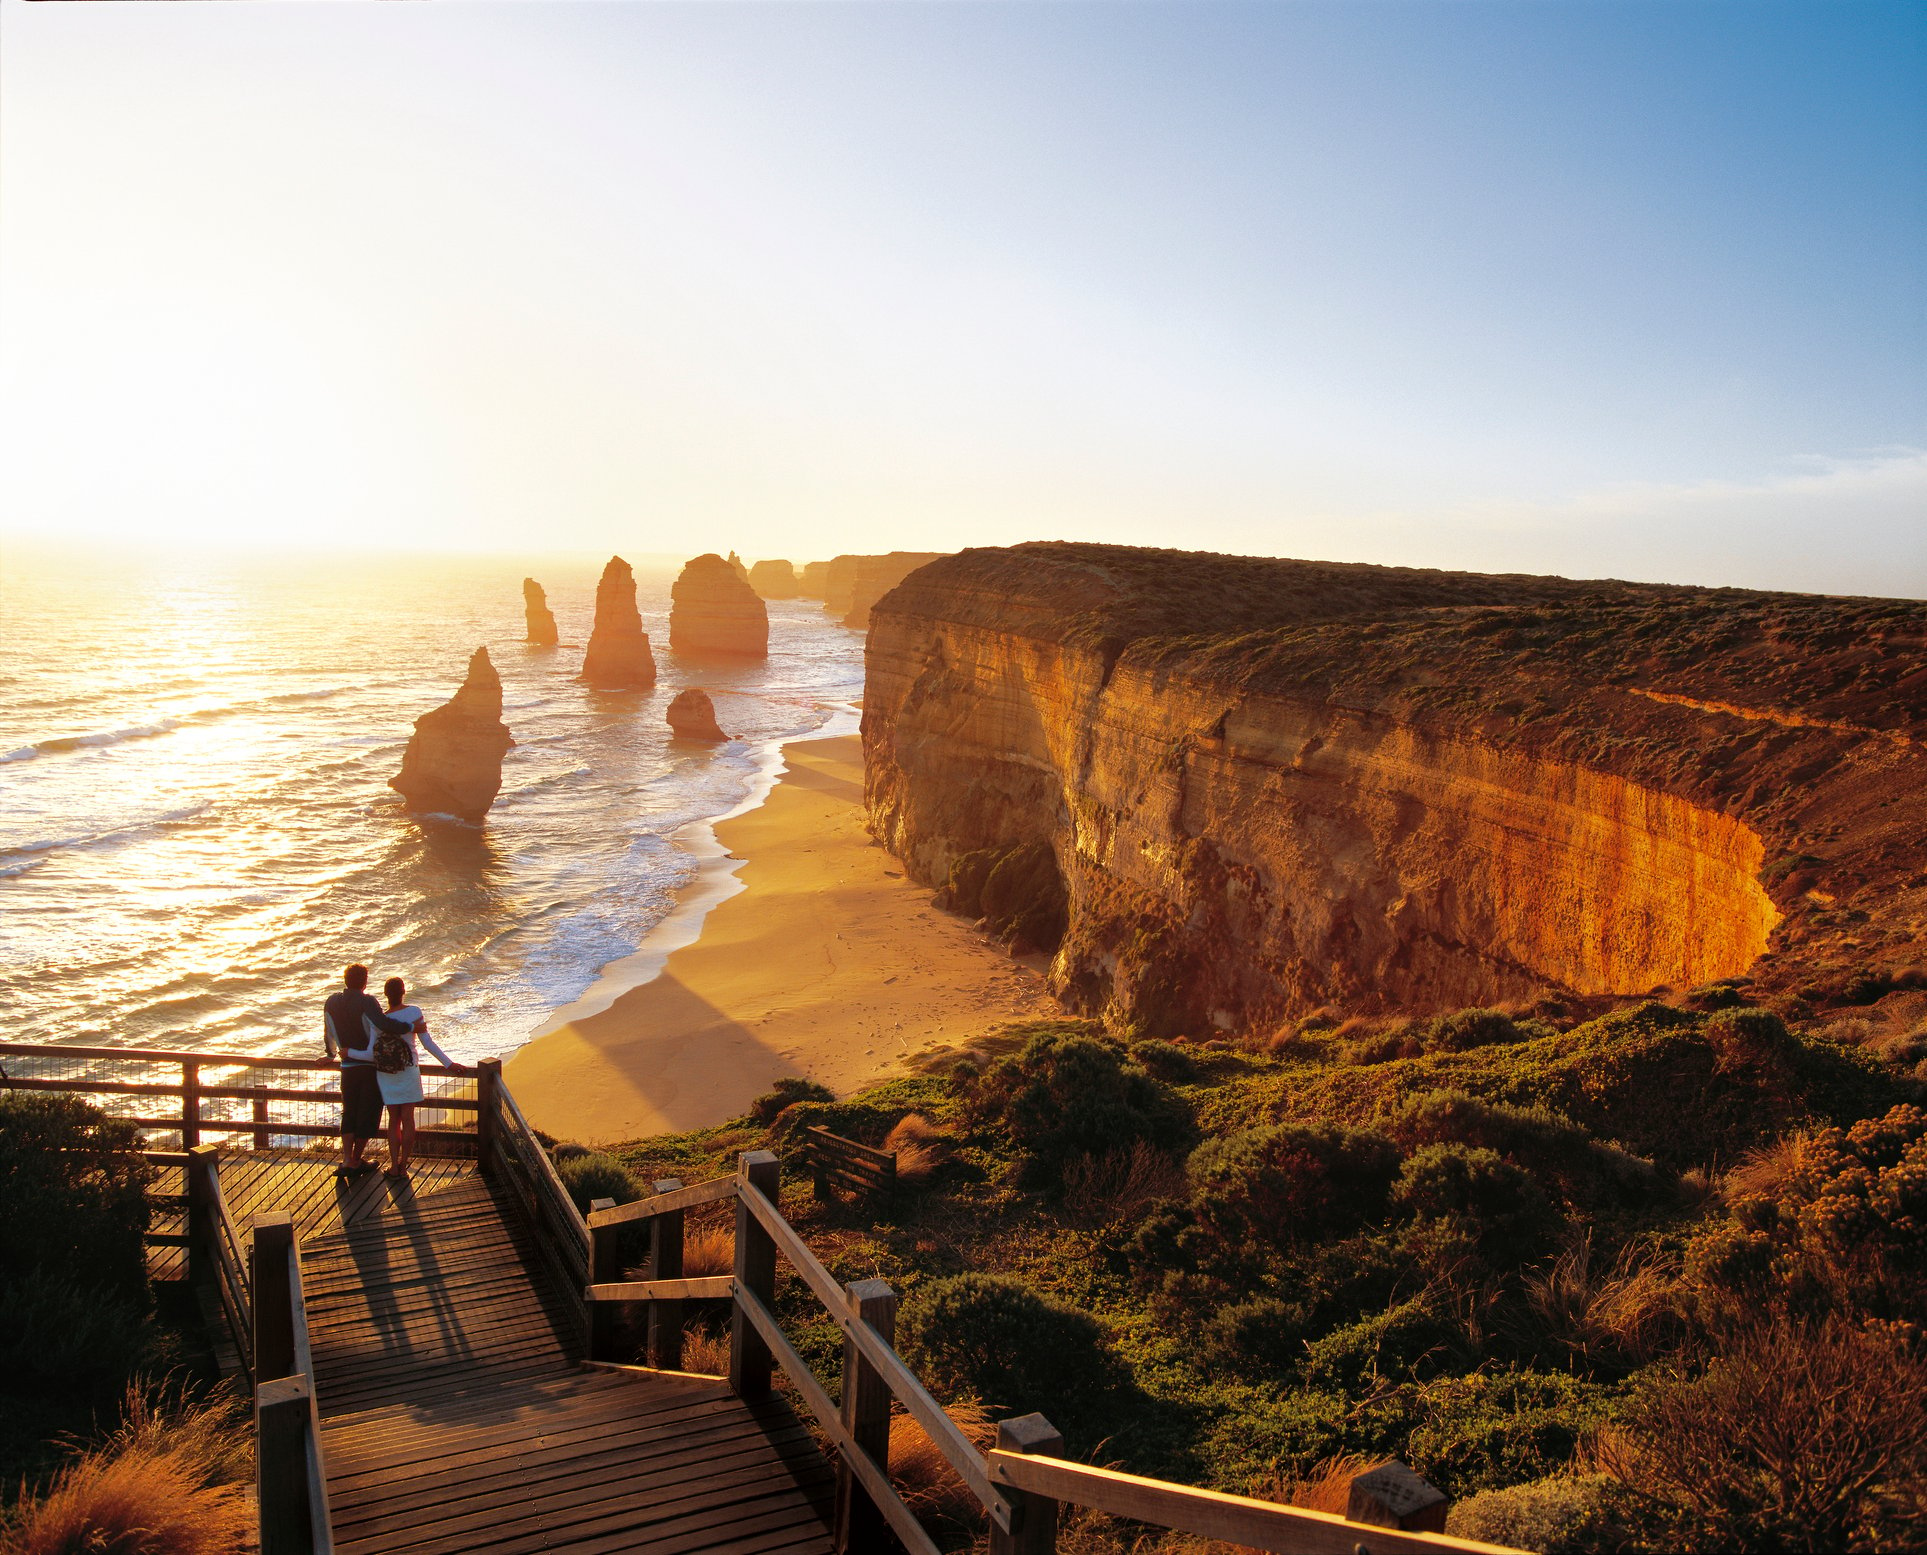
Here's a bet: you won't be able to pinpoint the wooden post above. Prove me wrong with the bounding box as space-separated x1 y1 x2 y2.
252 1095 271 1151
476 1057 501 1174
648 1178 685 1371
1347 1459 1449 1534
834 1278 898 1555
256 1372 316 1555
811 1136 831 1203
988 1414 1064 1555
588 1196 621 1362
185 1143 219 1287
729 1150 780 1399
181 1058 201 1149
252 1212 296 1384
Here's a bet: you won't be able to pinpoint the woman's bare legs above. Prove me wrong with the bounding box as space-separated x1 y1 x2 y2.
389 1104 415 1176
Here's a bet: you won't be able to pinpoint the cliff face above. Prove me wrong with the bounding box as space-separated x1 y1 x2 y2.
580 557 657 689
391 648 514 824
812 553 949 627
670 554 769 657
523 578 558 646
865 543 1927 1032
749 560 798 599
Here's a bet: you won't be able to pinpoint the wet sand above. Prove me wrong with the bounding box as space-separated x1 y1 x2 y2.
504 735 1056 1143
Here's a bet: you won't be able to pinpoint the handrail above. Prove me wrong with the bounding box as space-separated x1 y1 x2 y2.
988 1453 1518 1555
586 1173 735 1228
0 1039 467 1075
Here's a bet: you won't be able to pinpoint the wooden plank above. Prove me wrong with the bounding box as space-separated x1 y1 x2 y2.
588 1175 736 1229
985 1454 1524 1555
801 1128 893 1168
588 1276 734 1303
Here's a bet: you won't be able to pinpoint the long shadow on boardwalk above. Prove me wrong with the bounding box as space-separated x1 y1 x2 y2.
291 1157 833 1555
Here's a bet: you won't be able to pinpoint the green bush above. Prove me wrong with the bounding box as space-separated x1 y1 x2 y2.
1419 1008 1533 1053
1404 1371 1614 1496
1447 1474 1634 1554
1388 1090 1662 1208
1394 1143 1558 1267
1300 1295 1466 1390
0 1274 151 1388
748 1076 835 1127
0 1094 151 1300
900 1273 1119 1425
1186 1123 1400 1251
1201 1296 1315 1372
1128 1039 1198 1083
557 1153 640 1214
961 1032 1191 1190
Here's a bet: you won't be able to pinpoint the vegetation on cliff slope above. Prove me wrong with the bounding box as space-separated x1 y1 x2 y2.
590 995 1926 1554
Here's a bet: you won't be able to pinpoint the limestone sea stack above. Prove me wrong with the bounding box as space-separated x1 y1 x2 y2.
727 551 752 583
669 553 769 657
748 559 798 599
390 648 514 824
798 560 831 598
523 578 558 646
579 556 657 688
666 688 729 742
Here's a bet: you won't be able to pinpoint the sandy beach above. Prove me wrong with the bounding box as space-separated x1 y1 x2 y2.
505 734 1058 1143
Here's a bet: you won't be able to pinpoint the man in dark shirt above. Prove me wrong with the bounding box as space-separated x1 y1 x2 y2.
323 964 416 1177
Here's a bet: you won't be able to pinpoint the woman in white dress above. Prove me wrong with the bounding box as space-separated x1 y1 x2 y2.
367 976 458 1180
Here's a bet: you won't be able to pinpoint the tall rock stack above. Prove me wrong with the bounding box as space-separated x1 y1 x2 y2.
579 556 657 688
390 648 514 824
523 578 558 646
748 559 798 599
798 560 831 598
726 551 752 583
669 553 769 657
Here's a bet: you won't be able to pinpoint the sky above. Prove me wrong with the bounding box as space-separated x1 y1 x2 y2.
1 0 1922 596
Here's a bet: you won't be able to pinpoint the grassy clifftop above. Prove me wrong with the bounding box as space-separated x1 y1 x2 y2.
576 993 1927 1553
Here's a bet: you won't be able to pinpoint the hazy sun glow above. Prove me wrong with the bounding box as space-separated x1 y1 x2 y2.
1 0 1922 593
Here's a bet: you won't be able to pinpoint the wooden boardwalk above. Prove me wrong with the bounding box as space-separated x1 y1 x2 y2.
208 1150 834 1555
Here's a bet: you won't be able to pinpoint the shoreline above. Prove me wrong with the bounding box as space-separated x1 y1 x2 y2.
504 733 1059 1143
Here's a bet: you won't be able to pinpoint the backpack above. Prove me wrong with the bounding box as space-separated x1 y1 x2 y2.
374 1028 413 1074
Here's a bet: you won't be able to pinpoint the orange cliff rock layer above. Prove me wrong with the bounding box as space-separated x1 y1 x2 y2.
862 542 1927 1033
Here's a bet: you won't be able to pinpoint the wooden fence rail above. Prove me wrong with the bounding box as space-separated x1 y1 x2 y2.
581 1149 1521 1555
801 1125 897 1202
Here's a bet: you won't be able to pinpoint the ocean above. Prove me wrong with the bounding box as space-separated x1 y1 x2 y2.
0 542 864 1066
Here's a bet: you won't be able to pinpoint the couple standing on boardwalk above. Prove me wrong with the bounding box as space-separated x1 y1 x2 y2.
322 963 468 1182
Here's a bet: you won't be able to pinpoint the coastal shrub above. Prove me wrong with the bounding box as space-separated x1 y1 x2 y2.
1446 1475 1634 1554
1201 1296 1316 1372
1597 1314 1927 1552
1418 1008 1533 1053
557 1153 639 1214
1185 1123 1401 1252
1686 1101 1927 1322
1403 1370 1614 1497
1300 1295 1467 1390
1394 1144 1558 1267
1387 1090 1662 1208
900 1274 1119 1425
748 1077 835 1127
1127 1039 1197 1083
960 1031 1191 1190
0 1095 151 1300
0 1277 150 1388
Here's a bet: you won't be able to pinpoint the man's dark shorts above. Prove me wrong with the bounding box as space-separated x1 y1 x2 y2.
341 1065 382 1138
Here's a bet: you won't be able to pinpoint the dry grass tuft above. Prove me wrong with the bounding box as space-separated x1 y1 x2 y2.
678 1323 732 1378
883 1115 949 1187
4 1445 251 1555
1519 1234 1685 1373
680 1225 734 1278
1062 1141 1185 1225
1269 1453 1384 1516
888 1399 998 1521
1723 1133 1809 1202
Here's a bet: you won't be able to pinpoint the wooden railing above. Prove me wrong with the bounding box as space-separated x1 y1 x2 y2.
585 1151 1522 1555
251 1211 334 1555
476 1057 593 1346
187 1144 255 1381
802 1125 897 1202
0 1041 480 1151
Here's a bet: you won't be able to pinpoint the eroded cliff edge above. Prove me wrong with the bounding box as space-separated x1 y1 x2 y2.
863 543 1927 1032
